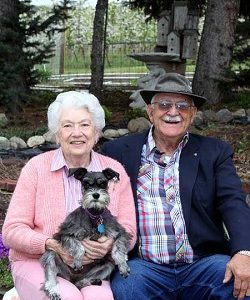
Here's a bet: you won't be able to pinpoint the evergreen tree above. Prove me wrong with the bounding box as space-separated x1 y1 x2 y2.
0 0 72 115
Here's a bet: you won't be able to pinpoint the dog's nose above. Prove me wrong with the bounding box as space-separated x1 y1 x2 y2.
93 193 100 199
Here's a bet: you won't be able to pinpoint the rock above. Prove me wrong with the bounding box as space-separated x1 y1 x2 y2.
117 128 129 136
232 109 246 117
246 109 250 117
0 137 10 150
27 135 45 148
192 111 204 126
17 148 44 159
216 109 233 123
231 116 249 125
0 113 8 127
38 143 59 152
189 125 202 134
103 129 120 139
43 131 56 144
9 137 27 149
203 109 217 122
127 117 151 133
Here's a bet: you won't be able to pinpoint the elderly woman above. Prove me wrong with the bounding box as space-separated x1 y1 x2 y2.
2 91 137 300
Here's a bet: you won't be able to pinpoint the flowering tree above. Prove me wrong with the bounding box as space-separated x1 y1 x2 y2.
65 2 156 49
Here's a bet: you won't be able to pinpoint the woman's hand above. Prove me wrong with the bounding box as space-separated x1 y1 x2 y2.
82 236 114 260
45 238 94 267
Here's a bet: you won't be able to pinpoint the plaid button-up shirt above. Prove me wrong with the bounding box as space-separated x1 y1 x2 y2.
137 128 195 264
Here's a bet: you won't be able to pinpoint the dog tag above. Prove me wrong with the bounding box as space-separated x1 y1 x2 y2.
97 223 105 234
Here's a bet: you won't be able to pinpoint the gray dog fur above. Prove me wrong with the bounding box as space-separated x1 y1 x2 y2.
41 168 132 300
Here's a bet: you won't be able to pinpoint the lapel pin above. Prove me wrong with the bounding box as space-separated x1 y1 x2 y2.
194 153 197 157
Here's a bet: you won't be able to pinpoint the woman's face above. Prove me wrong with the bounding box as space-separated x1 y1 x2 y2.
56 107 98 165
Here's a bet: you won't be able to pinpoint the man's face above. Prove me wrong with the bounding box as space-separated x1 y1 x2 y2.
146 93 197 142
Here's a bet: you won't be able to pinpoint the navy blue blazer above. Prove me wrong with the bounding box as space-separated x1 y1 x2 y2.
101 131 250 257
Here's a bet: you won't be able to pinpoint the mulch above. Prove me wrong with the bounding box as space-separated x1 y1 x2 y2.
0 158 28 230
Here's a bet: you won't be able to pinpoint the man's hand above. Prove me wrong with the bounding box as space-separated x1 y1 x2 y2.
82 236 114 260
223 253 250 300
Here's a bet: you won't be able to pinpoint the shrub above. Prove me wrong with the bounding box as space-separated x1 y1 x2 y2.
102 105 112 122
125 108 148 121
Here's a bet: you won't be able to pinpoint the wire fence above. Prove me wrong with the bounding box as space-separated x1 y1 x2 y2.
45 41 156 75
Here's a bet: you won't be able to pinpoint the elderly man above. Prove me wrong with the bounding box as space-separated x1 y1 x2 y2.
101 73 250 300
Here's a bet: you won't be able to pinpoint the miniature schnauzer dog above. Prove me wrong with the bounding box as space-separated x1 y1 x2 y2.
41 168 132 300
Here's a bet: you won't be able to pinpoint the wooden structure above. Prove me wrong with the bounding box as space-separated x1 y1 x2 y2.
167 31 180 57
157 14 170 47
182 29 199 59
155 1 200 63
129 0 200 107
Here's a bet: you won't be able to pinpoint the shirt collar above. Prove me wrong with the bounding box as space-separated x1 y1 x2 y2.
51 148 66 172
51 147 97 173
146 125 189 157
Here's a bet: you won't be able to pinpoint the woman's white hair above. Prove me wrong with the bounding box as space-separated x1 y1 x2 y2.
47 91 105 134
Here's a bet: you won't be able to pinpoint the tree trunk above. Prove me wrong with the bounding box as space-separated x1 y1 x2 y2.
0 0 28 115
90 0 108 100
59 31 65 75
193 0 240 105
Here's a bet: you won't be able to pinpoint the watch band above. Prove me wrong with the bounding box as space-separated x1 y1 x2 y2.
238 250 250 257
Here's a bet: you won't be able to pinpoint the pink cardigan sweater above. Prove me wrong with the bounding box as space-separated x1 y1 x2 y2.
3 150 137 262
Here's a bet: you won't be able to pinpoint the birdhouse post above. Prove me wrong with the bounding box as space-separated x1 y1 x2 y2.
173 1 188 31
182 29 199 59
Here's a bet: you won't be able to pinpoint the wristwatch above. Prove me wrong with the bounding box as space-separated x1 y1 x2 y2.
238 250 250 257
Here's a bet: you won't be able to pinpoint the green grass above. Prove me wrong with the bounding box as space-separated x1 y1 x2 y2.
46 50 196 75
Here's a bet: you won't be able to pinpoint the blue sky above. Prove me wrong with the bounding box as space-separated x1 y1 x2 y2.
31 0 97 6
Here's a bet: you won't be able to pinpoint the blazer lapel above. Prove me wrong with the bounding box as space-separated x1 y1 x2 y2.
179 134 200 229
121 131 148 200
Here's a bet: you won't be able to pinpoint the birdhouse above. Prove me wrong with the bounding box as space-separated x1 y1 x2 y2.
185 11 199 30
173 1 188 31
157 15 170 47
167 31 180 57
182 29 199 59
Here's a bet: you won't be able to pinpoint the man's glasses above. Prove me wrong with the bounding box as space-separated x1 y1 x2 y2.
152 100 194 111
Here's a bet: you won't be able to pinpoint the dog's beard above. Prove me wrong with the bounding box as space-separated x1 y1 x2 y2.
82 189 110 211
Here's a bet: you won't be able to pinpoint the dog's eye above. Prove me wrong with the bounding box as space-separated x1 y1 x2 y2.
82 178 95 189
97 179 108 189
83 183 90 189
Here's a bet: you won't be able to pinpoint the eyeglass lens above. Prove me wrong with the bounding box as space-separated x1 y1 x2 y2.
154 101 192 111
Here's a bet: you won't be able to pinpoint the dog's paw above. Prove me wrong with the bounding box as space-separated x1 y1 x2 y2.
119 264 130 278
73 259 83 270
90 278 102 285
75 279 91 289
42 282 61 300
49 294 61 300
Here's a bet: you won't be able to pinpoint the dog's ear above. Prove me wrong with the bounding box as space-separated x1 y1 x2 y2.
68 168 88 180
102 168 120 181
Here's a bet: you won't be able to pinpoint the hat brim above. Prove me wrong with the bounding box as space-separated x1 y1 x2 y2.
140 90 206 109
